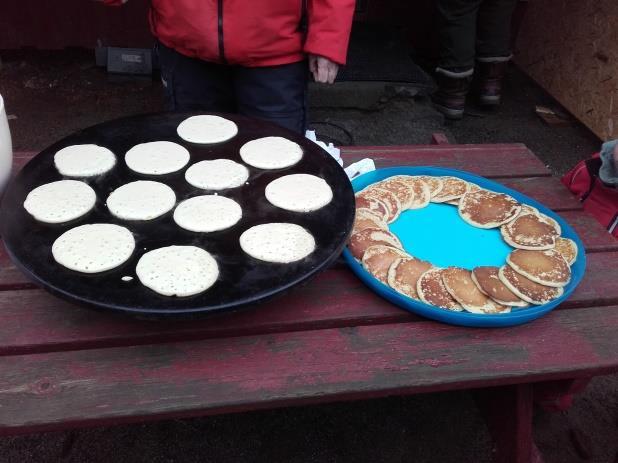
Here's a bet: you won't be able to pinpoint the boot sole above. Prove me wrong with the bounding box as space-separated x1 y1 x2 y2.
432 102 464 120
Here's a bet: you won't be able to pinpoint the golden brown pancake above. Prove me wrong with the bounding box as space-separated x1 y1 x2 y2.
353 208 388 233
418 176 444 197
431 177 469 203
554 237 578 266
416 268 463 311
519 204 539 215
400 176 431 209
500 213 559 250
348 227 403 260
355 195 389 221
507 249 571 287
498 265 563 305
444 184 480 206
362 245 409 283
441 267 510 314
471 266 528 307
387 256 433 299
537 212 562 235
468 184 481 193
357 187 402 223
458 189 521 228
377 176 415 210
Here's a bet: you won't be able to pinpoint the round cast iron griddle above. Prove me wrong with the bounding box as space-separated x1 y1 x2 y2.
0 112 355 318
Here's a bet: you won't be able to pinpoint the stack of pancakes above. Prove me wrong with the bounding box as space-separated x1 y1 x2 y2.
349 175 577 315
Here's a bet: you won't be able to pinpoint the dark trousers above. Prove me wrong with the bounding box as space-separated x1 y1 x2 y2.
157 43 308 134
436 0 518 72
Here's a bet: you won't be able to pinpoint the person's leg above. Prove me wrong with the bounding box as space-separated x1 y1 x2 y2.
156 42 235 112
475 0 518 105
234 61 308 134
432 0 483 119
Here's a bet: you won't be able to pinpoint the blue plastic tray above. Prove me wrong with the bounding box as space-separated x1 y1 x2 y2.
342 166 587 328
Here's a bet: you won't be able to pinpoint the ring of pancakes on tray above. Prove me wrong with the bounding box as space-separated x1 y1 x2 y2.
348 175 577 315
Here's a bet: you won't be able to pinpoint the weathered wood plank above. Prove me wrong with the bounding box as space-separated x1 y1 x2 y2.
0 270 411 356
560 211 618 252
341 144 550 178
499 177 582 211
0 306 617 435
0 245 36 291
0 251 617 356
563 251 618 309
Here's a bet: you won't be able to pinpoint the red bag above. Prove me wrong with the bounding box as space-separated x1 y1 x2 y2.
561 153 618 238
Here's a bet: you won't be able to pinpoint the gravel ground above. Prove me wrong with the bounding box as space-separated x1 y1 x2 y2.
0 49 616 463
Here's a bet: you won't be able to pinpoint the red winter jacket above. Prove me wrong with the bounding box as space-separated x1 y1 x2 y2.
104 0 355 67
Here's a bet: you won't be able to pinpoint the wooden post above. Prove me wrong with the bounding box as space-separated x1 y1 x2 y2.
474 384 543 463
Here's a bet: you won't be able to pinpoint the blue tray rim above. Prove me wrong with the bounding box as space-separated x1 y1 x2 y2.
343 166 587 328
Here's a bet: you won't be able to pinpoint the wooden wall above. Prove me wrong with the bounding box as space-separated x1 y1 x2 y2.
515 0 618 141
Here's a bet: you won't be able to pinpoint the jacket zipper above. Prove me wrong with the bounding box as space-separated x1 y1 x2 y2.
218 0 226 63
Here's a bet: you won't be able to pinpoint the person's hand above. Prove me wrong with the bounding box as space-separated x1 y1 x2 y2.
308 55 339 84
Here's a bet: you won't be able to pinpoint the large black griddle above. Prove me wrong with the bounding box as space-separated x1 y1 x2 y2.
0 112 355 318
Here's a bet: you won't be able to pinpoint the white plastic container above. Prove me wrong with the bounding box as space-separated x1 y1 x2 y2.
0 94 12 196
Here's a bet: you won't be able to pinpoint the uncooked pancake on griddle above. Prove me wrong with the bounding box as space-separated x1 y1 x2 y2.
173 195 242 232
507 249 571 287
24 180 96 224
106 180 176 221
125 141 190 175
177 115 238 144
54 144 116 177
265 173 333 212
185 159 249 190
387 256 433 300
416 268 463 311
442 267 510 314
471 266 528 307
458 188 521 228
136 245 219 296
52 223 135 273
498 265 563 305
239 223 315 263
348 227 402 260
240 136 303 169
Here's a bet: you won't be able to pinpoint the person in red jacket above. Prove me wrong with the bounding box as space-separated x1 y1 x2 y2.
102 0 355 134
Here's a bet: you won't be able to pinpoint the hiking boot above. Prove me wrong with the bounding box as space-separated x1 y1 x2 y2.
476 60 509 106
431 68 472 120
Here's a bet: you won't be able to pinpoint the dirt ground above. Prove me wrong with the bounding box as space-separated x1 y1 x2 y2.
0 50 616 463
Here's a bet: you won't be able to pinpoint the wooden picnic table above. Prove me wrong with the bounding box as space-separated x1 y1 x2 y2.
2 139 618 463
